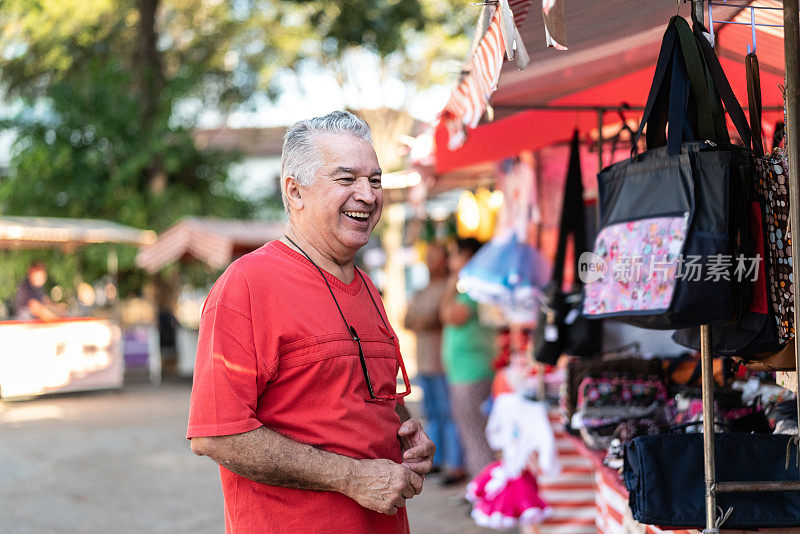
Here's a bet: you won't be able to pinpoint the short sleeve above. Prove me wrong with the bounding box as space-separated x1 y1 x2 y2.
187 273 268 439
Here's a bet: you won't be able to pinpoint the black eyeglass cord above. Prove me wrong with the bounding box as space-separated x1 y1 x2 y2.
283 235 389 334
283 235 391 398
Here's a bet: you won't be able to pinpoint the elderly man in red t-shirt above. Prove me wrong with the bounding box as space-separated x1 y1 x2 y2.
187 111 435 533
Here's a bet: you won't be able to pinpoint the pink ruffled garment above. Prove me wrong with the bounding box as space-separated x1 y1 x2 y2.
466 461 552 529
465 394 560 530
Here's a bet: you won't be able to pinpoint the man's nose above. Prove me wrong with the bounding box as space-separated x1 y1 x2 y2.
352 177 376 204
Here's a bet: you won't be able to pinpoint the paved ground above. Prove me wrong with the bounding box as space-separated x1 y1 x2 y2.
0 383 503 534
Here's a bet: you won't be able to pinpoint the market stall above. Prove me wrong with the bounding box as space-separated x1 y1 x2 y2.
423 0 800 532
0 217 155 400
136 217 284 376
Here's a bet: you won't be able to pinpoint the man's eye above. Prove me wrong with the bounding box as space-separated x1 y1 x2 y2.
370 178 382 187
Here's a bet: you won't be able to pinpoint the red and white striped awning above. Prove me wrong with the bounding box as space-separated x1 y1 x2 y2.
136 217 284 273
441 7 508 149
439 0 544 150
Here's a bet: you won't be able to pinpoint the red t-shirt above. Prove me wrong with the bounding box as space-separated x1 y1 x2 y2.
187 241 409 534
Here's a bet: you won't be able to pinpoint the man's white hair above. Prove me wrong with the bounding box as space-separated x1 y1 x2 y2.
280 110 373 212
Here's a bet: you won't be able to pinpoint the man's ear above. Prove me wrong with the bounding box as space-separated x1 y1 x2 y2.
284 176 304 211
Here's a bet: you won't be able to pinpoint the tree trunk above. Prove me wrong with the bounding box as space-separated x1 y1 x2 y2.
136 0 164 127
136 0 167 194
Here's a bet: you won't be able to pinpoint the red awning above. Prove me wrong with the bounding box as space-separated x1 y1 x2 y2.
435 1 787 174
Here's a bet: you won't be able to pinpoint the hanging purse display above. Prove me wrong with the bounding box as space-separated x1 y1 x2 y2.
534 131 602 365
672 44 787 359
560 355 663 424
746 52 796 343
582 16 754 330
757 151 794 340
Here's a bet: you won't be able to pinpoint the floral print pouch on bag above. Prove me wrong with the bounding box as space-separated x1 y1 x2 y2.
582 215 690 317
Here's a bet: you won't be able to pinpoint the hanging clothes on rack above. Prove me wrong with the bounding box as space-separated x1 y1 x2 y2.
542 0 568 50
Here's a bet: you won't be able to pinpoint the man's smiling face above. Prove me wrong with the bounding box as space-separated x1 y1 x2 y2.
296 133 383 257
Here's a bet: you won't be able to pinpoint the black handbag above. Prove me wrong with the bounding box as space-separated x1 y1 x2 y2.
673 40 786 358
534 131 602 365
581 16 753 330
624 433 800 529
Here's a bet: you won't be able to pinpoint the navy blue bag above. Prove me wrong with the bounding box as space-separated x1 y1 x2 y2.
624 433 800 529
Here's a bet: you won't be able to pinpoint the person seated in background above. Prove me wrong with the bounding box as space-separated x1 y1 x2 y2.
14 261 60 321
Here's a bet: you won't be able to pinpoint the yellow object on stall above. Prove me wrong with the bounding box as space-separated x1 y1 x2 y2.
456 188 503 241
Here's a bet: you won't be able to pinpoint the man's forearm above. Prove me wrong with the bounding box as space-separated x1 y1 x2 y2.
191 426 355 493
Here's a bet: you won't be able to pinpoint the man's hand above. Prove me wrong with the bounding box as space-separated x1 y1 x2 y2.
345 458 423 515
398 418 435 476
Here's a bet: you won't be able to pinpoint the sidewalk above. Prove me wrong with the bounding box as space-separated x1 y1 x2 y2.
0 383 499 533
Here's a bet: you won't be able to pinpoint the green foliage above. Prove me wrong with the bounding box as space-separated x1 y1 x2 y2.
274 0 473 97
0 0 474 300
0 0 259 298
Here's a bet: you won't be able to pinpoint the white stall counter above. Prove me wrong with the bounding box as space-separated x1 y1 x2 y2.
0 318 123 400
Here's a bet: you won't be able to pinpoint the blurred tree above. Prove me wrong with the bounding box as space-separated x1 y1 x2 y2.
0 0 472 299
0 0 268 298
276 0 473 171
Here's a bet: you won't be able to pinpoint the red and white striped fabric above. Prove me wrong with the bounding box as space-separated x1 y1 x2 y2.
593 465 693 534
542 411 694 534
441 7 506 149
536 411 599 534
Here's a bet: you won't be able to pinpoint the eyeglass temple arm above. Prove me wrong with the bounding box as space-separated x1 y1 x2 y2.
350 326 377 399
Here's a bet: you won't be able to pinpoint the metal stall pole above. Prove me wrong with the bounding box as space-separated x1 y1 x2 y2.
783 0 800 472
700 322 717 533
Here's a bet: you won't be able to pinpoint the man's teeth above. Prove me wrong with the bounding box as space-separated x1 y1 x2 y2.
344 211 369 219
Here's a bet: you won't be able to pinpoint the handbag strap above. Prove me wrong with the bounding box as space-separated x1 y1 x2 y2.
666 42 695 155
674 18 716 142
633 19 680 154
633 17 715 155
553 130 586 286
746 52 765 157
691 16 761 154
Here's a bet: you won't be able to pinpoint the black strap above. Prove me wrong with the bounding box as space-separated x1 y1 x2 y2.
553 131 586 286
634 21 679 154
634 17 715 155
283 235 390 334
691 17 760 154
666 42 693 155
707 65 731 144
284 235 391 399
674 17 716 142
746 52 765 157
